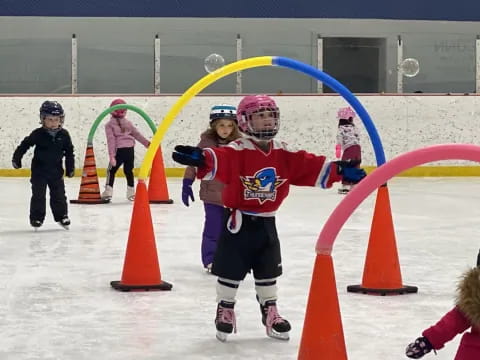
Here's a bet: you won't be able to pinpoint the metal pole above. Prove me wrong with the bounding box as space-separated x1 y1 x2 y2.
397 35 403 93
154 34 161 94
71 34 78 94
476 35 480 93
317 34 323 93
236 34 242 93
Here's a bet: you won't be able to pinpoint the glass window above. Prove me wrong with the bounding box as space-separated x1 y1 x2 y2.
242 30 315 93
402 33 476 93
77 34 153 93
159 30 237 93
0 38 71 93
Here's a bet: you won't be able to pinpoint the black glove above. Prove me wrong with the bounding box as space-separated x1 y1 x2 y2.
12 159 21 169
67 169 75 178
172 145 205 167
405 336 434 359
334 160 366 184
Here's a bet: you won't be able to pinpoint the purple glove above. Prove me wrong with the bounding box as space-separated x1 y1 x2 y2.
182 178 195 206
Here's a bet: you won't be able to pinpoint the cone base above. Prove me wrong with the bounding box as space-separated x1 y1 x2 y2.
149 199 174 204
110 280 173 292
347 284 418 296
70 199 110 204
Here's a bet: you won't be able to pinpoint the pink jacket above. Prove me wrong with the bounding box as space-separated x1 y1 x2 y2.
423 306 480 360
105 116 150 159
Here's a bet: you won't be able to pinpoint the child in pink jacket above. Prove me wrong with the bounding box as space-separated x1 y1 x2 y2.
406 252 480 359
336 106 362 194
101 98 150 201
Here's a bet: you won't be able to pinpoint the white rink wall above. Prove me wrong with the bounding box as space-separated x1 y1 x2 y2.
1 95 480 171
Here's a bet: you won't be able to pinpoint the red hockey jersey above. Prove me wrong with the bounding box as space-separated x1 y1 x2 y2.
197 137 340 215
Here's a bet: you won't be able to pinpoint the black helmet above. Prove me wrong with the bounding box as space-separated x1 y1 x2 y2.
40 101 64 117
39 101 65 125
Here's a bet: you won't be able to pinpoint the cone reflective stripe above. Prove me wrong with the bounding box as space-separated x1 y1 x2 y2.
298 254 347 360
347 185 417 295
148 146 173 204
70 144 109 204
111 180 172 291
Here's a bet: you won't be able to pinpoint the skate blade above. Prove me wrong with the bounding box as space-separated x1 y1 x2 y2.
216 331 229 342
58 223 70 230
267 329 290 341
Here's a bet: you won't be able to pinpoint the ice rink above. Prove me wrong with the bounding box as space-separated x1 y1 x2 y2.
1 176 479 360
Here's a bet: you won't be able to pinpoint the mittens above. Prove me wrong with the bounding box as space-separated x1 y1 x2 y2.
172 146 205 167
182 178 195 206
334 160 366 184
12 159 21 169
406 336 434 359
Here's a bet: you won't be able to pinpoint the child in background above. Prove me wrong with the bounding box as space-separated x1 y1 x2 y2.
182 104 242 273
336 106 362 194
12 101 75 230
173 94 366 342
405 251 480 359
101 98 150 201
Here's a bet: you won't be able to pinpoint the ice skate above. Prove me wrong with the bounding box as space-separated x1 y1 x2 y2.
101 185 113 201
205 263 213 274
215 300 236 342
58 216 70 230
126 186 135 201
260 300 291 340
30 219 43 231
338 186 349 195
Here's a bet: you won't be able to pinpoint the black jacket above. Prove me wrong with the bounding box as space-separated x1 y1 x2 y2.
12 127 75 178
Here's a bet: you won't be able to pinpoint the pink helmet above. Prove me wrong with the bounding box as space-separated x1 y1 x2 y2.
110 98 127 118
337 106 356 120
237 95 280 140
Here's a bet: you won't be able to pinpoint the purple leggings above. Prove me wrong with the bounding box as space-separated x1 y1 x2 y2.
201 203 224 267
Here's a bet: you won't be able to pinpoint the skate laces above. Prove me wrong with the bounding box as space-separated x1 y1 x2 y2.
265 304 284 331
218 305 237 333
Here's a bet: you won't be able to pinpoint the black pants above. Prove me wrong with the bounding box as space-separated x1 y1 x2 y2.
212 211 282 281
106 147 135 187
30 174 67 222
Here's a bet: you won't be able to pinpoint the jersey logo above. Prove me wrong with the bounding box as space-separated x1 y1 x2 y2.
240 167 286 204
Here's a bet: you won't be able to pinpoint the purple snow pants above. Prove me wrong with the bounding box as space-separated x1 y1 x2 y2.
202 203 225 267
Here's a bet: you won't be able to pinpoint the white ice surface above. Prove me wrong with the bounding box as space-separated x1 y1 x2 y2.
1 177 479 360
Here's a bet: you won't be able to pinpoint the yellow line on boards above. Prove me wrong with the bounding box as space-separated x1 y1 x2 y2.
1 166 480 177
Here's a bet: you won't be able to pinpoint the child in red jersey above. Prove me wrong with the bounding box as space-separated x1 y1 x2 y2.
172 94 366 342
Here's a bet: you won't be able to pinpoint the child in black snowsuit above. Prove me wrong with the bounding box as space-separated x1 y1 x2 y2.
12 101 75 229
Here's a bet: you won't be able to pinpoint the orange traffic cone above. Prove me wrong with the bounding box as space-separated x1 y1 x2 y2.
111 180 172 291
347 185 417 295
298 254 347 360
70 144 109 204
148 147 173 204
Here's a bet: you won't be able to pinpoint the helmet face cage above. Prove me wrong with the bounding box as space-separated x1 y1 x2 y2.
39 101 65 125
238 95 280 140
